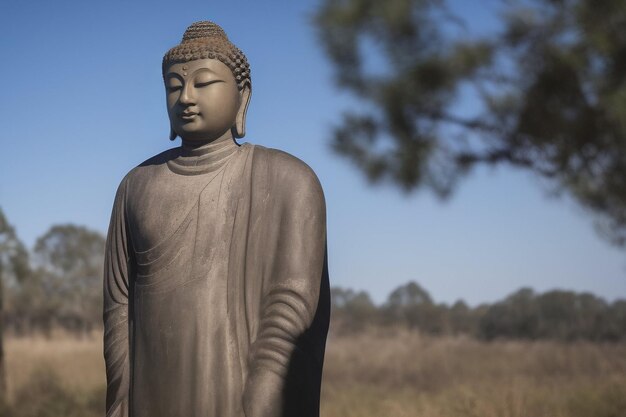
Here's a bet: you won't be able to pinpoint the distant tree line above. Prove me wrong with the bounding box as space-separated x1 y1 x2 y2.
1 209 104 337
332 282 626 342
1 208 624 341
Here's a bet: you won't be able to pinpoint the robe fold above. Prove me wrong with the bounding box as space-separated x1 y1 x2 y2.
103 141 330 417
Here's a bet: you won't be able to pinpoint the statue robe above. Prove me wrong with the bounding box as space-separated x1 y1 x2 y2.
103 140 330 417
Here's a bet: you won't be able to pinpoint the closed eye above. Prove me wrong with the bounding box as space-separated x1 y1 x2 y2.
195 80 222 88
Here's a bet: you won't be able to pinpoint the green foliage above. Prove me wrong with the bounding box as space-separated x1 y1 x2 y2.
331 287 378 331
331 281 626 341
382 282 449 333
0 219 106 336
0 208 30 291
314 0 626 245
31 225 105 335
0 207 31 396
479 288 623 341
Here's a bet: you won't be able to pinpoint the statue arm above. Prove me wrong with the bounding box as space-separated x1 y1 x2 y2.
103 178 132 417
244 160 329 417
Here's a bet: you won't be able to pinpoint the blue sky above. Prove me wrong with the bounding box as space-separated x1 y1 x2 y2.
1 0 624 305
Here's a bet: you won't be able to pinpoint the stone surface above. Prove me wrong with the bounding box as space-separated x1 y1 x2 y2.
103 21 330 417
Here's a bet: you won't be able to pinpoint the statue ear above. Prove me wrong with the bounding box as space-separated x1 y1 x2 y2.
169 125 177 141
233 84 251 139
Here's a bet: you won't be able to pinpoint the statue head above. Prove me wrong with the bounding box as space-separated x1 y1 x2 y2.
162 21 252 142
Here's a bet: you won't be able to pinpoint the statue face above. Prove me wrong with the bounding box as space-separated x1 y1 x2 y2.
165 58 242 141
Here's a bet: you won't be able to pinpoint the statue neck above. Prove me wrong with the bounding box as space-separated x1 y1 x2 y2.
180 131 238 157
168 131 242 175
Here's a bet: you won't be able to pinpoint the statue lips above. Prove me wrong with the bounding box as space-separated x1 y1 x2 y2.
180 110 200 121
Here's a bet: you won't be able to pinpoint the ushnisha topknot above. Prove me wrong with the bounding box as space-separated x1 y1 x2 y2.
162 21 251 90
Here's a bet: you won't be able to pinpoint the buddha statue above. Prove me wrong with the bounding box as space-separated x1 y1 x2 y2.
103 21 330 417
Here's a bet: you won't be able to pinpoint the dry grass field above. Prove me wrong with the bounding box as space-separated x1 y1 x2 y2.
2 327 626 417
322 328 626 417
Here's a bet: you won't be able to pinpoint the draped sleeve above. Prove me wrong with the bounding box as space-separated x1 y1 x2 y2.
103 176 132 417
244 151 330 417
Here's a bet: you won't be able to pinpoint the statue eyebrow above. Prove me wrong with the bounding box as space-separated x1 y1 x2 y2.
165 72 184 81
190 67 220 77
166 66 221 81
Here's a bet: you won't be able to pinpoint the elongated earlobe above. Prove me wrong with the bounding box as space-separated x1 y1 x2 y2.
169 125 177 141
233 84 251 139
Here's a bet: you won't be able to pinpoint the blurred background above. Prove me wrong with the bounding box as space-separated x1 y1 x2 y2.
1 0 625 416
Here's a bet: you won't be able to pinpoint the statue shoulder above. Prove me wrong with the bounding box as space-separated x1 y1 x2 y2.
117 148 179 188
251 145 325 209
252 145 322 188
134 148 178 173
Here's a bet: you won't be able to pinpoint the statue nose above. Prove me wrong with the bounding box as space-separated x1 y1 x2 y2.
180 85 196 105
